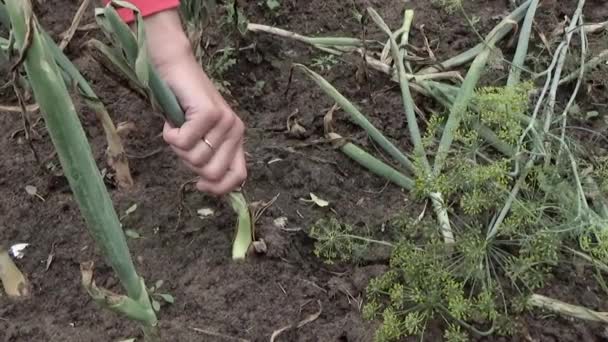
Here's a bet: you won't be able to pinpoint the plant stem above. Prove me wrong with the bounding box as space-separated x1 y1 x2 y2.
1 2 133 189
432 37 496 174
328 133 415 190
5 0 157 333
565 247 608 273
507 0 539 86
247 23 368 48
432 1 533 176
247 22 463 84
542 0 586 135
528 294 608 323
400 10 414 73
368 8 429 171
418 0 533 75
555 49 608 86
342 234 395 247
296 64 415 173
368 8 455 244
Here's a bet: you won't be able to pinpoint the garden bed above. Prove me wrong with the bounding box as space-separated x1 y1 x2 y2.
1 0 607 341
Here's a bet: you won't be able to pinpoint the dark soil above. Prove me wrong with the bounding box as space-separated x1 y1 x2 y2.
1 0 607 341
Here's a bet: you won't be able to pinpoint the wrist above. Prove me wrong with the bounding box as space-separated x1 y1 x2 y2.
143 9 193 68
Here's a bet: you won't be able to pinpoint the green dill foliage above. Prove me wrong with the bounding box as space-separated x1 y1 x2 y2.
501 198 542 236
444 324 468 342
471 82 533 145
224 0 249 35
413 154 512 215
362 240 501 341
362 162 578 341
309 77 585 340
180 0 216 30
412 155 444 198
414 84 532 207
431 0 462 13
389 213 437 241
456 159 511 215
210 48 237 76
311 54 339 71
580 226 608 264
590 156 608 195
296 4 608 341
308 217 369 264
207 47 237 94
422 113 444 150
506 231 561 290
179 0 217 62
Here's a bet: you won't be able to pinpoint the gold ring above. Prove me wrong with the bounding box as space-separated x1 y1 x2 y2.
203 138 214 151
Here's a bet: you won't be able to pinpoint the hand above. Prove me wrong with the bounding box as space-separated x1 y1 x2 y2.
143 10 247 195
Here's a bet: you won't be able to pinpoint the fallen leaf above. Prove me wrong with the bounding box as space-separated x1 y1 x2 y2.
309 193 329 207
25 185 37 196
267 158 283 165
152 299 161 312
45 252 54 271
288 122 307 138
252 239 268 254
24 185 44 201
197 208 215 219
273 217 288 228
125 229 141 239
116 121 136 138
125 204 138 216
158 293 175 304
10 243 29 259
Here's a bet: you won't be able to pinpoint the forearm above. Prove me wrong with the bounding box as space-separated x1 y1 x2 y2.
101 0 180 23
101 1 191 68
139 9 192 69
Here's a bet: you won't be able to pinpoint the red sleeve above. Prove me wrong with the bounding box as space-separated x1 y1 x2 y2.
102 0 180 23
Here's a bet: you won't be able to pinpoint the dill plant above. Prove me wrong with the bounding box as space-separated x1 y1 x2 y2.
244 0 608 338
312 81 575 340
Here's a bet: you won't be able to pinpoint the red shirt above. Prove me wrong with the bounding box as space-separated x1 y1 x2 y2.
103 0 180 22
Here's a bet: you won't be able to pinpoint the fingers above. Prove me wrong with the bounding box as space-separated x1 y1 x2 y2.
196 145 247 195
202 109 238 153
167 112 244 175
169 139 214 168
162 112 219 151
163 103 239 166
198 124 244 181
